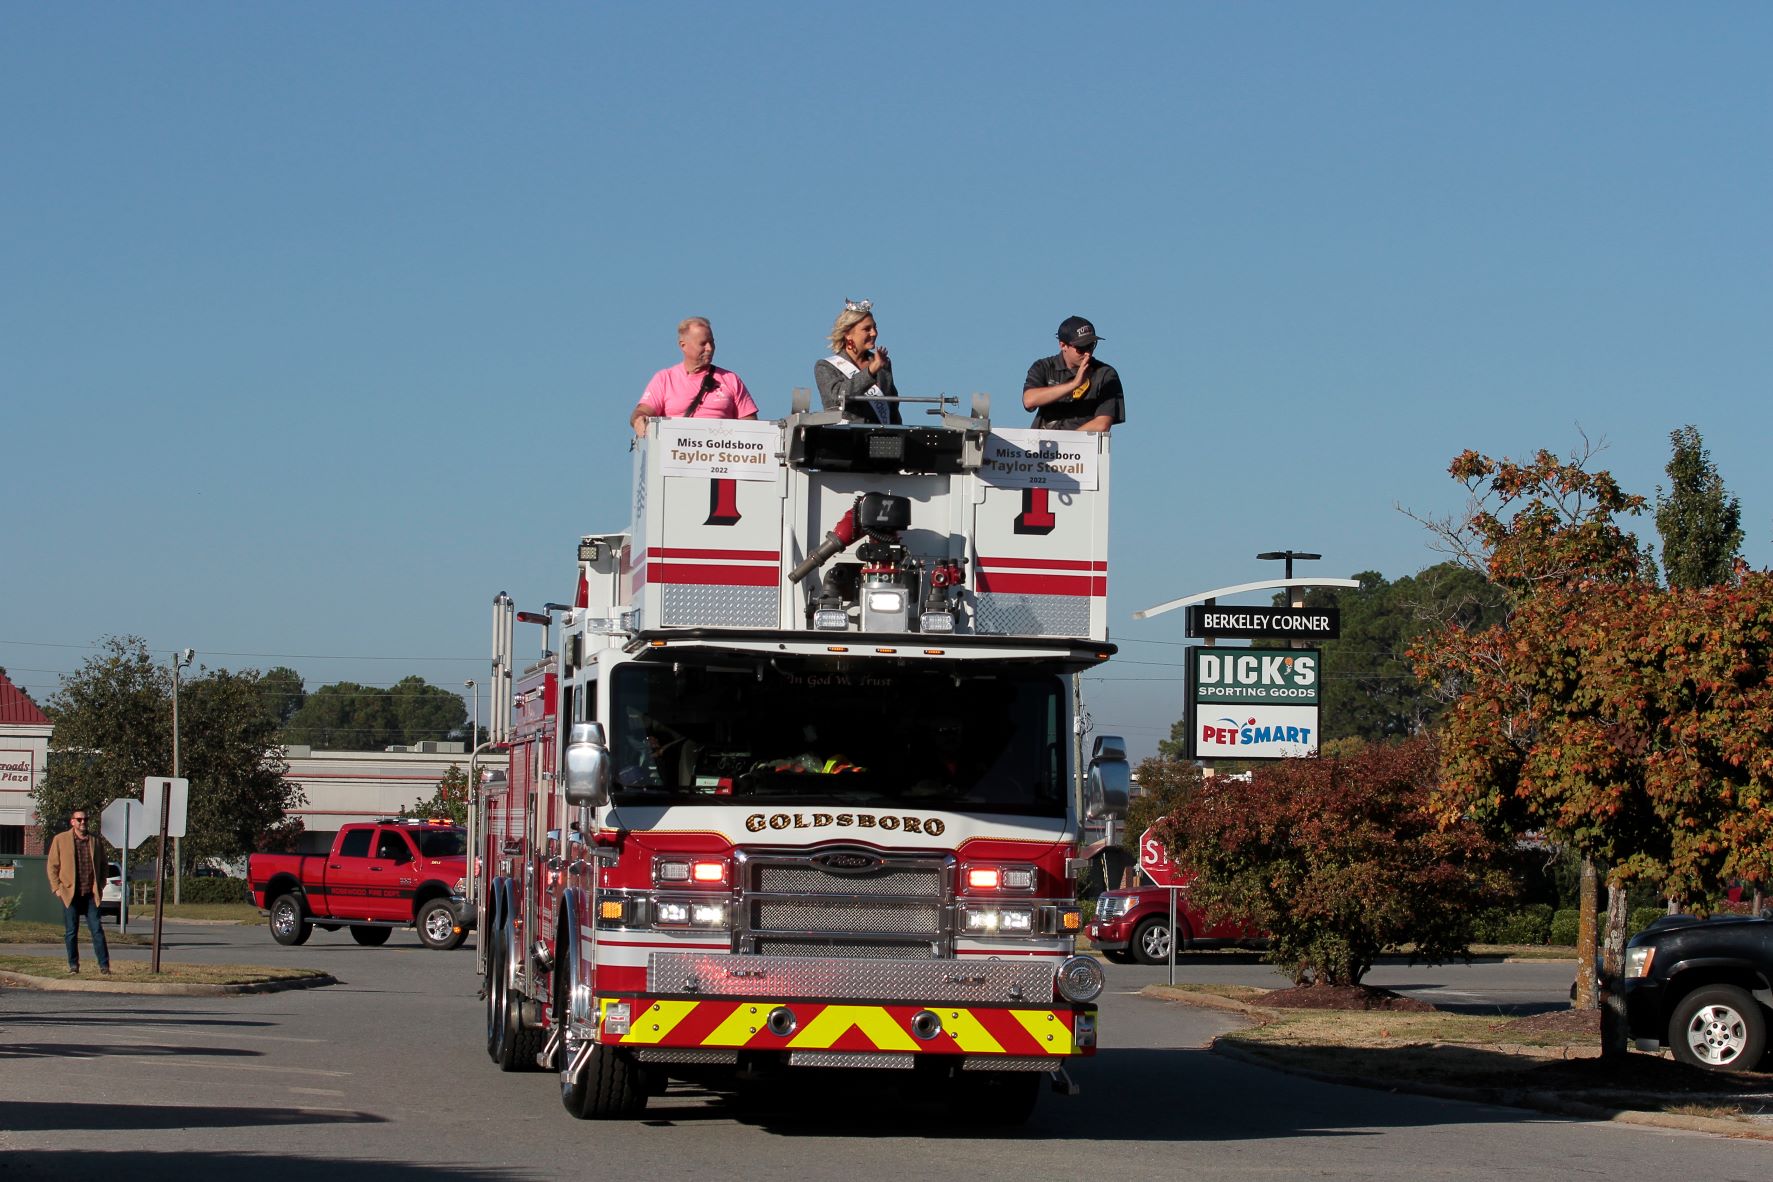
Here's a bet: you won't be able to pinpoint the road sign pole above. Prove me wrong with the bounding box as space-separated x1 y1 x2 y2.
1168 886 1179 986
150 787 170 974
120 814 129 932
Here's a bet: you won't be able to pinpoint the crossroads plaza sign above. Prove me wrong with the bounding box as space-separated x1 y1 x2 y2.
1185 605 1339 641
1188 648 1321 760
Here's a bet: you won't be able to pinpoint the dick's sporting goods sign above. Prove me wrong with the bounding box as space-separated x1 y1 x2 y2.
1188 648 1321 760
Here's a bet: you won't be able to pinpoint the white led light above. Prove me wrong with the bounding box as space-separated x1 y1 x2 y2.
815 609 849 631
919 611 955 634
1002 868 1036 890
655 861 690 882
964 910 997 932
867 590 905 612
655 901 690 925
691 903 728 927
1000 909 1034 932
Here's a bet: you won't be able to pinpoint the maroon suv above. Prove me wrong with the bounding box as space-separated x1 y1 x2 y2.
1087 880 1263 964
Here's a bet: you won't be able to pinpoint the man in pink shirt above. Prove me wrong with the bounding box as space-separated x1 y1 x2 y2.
630 316 760 437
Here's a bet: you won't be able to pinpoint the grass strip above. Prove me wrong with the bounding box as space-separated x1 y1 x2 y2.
0 953 323 986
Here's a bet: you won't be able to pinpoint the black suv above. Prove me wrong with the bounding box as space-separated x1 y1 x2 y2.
1622 914 1772 1071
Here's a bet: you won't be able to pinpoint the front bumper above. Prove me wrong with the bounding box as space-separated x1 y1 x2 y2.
596 996 1095 1063
1086 917 1134 953
1621 978 1667 1044
450 897 479 932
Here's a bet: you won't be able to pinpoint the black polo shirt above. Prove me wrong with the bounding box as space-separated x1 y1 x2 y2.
1024 353 1126 430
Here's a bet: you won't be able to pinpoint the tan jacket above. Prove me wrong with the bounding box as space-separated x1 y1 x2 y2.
46 829 109 907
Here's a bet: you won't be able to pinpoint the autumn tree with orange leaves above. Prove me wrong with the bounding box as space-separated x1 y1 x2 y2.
1412 441 1773 1058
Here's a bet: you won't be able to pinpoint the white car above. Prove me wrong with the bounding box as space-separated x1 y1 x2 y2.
99 862 123 919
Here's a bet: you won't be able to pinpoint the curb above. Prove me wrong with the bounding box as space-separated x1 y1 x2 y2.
1141 985 1773 1143
0 969 336 996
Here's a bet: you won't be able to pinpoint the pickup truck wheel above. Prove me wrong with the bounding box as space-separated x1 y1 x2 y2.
1670 985 1768 1070
269 894 311 946
417 899 466 950
1132 916 1185 965
349 925 391 946
562 1043 647 1119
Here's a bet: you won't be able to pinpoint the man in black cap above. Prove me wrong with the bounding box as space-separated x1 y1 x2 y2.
1021 316 1125 432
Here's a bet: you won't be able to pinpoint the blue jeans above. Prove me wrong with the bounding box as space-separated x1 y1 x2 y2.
63 892 109 971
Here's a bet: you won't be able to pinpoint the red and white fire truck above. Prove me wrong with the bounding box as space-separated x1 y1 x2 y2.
471 394 1129 1123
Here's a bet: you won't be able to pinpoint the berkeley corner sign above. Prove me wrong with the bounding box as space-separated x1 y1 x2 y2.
1186 605 1339 641
1189 647 1321 761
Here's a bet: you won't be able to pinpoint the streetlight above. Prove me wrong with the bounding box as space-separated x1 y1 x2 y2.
463 680 479 749
171 647 194 904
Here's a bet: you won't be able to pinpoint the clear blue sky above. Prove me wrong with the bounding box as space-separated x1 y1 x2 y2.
4 3 1769 759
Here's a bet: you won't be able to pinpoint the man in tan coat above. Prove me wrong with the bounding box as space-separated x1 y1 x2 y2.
45 809 112 974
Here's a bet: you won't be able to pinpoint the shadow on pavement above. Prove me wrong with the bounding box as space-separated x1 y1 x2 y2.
0 1102 386 1133
627 1046 1549 1140
0 1150 513 1181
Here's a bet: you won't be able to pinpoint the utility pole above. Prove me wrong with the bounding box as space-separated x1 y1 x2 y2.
464 680 479 749
170 648 194 904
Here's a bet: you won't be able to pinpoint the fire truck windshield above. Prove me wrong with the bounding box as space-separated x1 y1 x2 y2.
608 661 1068 816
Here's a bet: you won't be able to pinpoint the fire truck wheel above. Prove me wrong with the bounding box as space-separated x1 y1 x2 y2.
417 899 466 950
269 894 312 946
484 942 506 1062
562 1044 648 1119
955 1071 1040 1126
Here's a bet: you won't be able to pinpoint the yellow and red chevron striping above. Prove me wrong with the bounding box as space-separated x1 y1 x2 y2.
598 998 1090 1056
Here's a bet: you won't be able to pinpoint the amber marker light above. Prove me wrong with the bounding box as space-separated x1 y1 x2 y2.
599 900 625 920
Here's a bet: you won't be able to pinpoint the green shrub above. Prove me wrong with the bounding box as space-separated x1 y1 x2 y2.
1493 903 1553 945
1549 908 1580 946
1629 906 1671 935
179 877 251 904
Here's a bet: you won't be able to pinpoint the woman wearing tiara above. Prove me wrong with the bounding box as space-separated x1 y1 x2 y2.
814 298 901 424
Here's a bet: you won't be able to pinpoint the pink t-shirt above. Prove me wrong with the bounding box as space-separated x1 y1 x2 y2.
637 365 759 420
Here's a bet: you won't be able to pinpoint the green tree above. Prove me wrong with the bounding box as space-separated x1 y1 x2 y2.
282 677 467 751
259 665 308 728
401 763 471 825
1655 424 1743 589
34 637 305 863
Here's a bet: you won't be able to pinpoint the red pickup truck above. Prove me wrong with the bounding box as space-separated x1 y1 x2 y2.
1087 879 1264 964
248 819 475 950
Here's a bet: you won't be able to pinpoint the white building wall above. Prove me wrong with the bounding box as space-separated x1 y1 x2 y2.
282 746 508 852
0 721 51 829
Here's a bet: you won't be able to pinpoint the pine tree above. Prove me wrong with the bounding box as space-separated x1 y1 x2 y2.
1655 425 1742 589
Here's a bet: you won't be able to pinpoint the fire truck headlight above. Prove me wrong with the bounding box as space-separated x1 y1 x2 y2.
962 907 1034 934
1055 955 1106 1003
655 900 691 926
691 902 728 927
452 877 467 896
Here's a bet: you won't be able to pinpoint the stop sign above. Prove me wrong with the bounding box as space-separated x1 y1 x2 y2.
1138 826 1187 887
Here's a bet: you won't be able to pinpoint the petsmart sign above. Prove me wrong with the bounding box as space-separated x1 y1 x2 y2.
1189 648 1321 761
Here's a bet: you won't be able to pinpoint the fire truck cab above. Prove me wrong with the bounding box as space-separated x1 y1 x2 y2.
474 394 1129 1123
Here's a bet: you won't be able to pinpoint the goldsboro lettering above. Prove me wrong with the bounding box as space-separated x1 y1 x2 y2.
746 812 946 836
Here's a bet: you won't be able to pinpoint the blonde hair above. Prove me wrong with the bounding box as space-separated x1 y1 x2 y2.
677 316 711 339
827 307 875 355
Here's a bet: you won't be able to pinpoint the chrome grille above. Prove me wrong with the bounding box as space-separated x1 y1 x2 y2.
737 847 955 957
756 865 942 897
754 900 943 935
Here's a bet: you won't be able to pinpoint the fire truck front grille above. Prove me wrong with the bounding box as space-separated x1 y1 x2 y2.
755 865 941 897
752 939 935 960
737 848 954 957
753 900 943 936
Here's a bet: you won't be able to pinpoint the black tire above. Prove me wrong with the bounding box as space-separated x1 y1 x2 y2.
485 931 506 1063
1102 949 1135 965
489 929 544 1072
417 898 466 950
562 1043 648 1119
1669 984 1768 1071
1131 916 1183 965
269 894 312 946
349 925 391 946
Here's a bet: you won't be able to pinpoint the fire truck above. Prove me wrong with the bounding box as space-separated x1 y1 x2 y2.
471 392 1129 1123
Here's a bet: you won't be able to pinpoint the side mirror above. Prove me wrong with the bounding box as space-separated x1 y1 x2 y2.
563 722 612 808
1084 733 1130 822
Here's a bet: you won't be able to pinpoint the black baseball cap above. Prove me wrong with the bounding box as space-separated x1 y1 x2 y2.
1057 316 1102 348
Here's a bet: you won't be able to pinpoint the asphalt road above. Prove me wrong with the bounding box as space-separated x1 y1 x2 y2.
2 923 1766 1181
